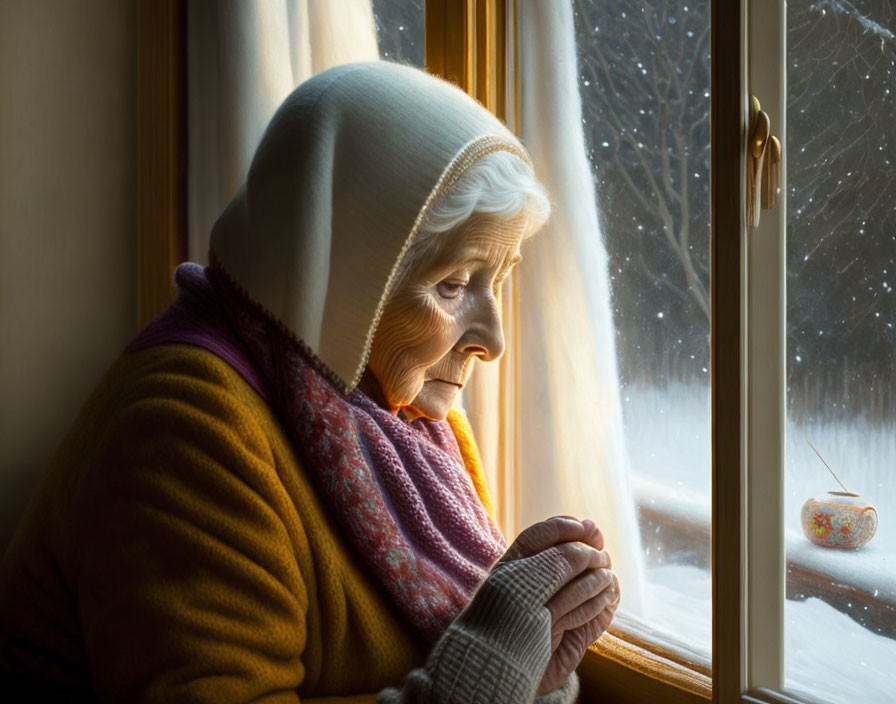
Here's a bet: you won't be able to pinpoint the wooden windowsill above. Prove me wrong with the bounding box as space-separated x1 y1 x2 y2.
578 626 711 703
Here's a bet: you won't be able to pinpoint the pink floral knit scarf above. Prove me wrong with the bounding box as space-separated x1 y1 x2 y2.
129 261 506 643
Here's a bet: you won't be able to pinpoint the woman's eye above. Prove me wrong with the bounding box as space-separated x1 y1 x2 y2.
437 280 466 299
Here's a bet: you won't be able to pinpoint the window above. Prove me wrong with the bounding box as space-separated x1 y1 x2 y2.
782 1 896 699
372 0 425 67
743 0 896 701
573 0 713 658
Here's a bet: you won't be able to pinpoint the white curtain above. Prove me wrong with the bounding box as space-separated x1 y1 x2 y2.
187 0 379 263
516 0 645 614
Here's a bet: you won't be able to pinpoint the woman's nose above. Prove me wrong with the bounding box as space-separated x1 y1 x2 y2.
458 291 505 362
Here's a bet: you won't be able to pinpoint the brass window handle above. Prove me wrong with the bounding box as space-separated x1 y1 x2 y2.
747 95 782 228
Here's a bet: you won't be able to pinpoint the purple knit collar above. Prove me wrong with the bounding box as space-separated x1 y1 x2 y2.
127 262 506 642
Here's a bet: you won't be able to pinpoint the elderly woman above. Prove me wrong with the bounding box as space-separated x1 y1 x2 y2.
0 63 619 702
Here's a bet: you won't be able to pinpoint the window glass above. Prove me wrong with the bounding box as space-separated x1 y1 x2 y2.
573 0 712 654
372 0 424 68
785 2 896 700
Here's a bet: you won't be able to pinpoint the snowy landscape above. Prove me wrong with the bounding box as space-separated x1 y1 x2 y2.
624 384 896 703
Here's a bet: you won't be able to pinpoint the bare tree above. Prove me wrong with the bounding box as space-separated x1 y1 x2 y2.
787 0 896 422
573 0 712 385
574 0 895 418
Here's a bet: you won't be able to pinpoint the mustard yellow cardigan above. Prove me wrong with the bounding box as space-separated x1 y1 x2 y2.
0 344 496 702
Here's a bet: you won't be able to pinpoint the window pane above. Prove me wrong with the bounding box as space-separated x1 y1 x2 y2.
372 0 424 68
573 0 712 654
785 2 896 700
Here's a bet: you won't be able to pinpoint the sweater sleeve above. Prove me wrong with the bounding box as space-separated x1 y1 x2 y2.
72 365 323 703
376 549 580 704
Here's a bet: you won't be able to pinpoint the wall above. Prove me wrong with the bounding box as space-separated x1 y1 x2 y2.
0 0 138 552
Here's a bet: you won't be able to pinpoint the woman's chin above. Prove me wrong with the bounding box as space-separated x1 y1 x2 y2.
402 381 459 422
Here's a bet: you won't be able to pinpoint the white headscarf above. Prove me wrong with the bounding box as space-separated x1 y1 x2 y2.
210 61 532 391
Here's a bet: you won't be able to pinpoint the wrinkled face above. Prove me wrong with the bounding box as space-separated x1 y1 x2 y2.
362 213 526 421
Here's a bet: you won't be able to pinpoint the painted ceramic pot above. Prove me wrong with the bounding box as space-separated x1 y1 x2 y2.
801 492 878 549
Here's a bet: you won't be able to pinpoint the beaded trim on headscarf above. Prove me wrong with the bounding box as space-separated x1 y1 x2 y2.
349 135 534 392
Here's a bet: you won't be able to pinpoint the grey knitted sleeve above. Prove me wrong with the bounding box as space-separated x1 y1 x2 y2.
377 547 581 704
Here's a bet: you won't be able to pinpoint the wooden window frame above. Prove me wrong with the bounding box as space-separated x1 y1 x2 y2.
138 0 187 328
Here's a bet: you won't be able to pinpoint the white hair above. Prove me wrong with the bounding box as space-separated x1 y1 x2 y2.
394 150 551 288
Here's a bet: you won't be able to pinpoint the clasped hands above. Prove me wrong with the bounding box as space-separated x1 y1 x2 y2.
495 516 620 695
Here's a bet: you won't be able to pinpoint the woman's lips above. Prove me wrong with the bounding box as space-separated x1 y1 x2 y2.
429 378 463 389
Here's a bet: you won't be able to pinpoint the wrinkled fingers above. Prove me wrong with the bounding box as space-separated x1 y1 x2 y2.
581 519 605 551
548 568 617 631
567 613 609 653
553 541 611 582
499 516 589 563
552 570 619 631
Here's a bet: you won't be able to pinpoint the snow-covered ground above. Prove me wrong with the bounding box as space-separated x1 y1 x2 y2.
641 564 896 702
621 383 896 702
